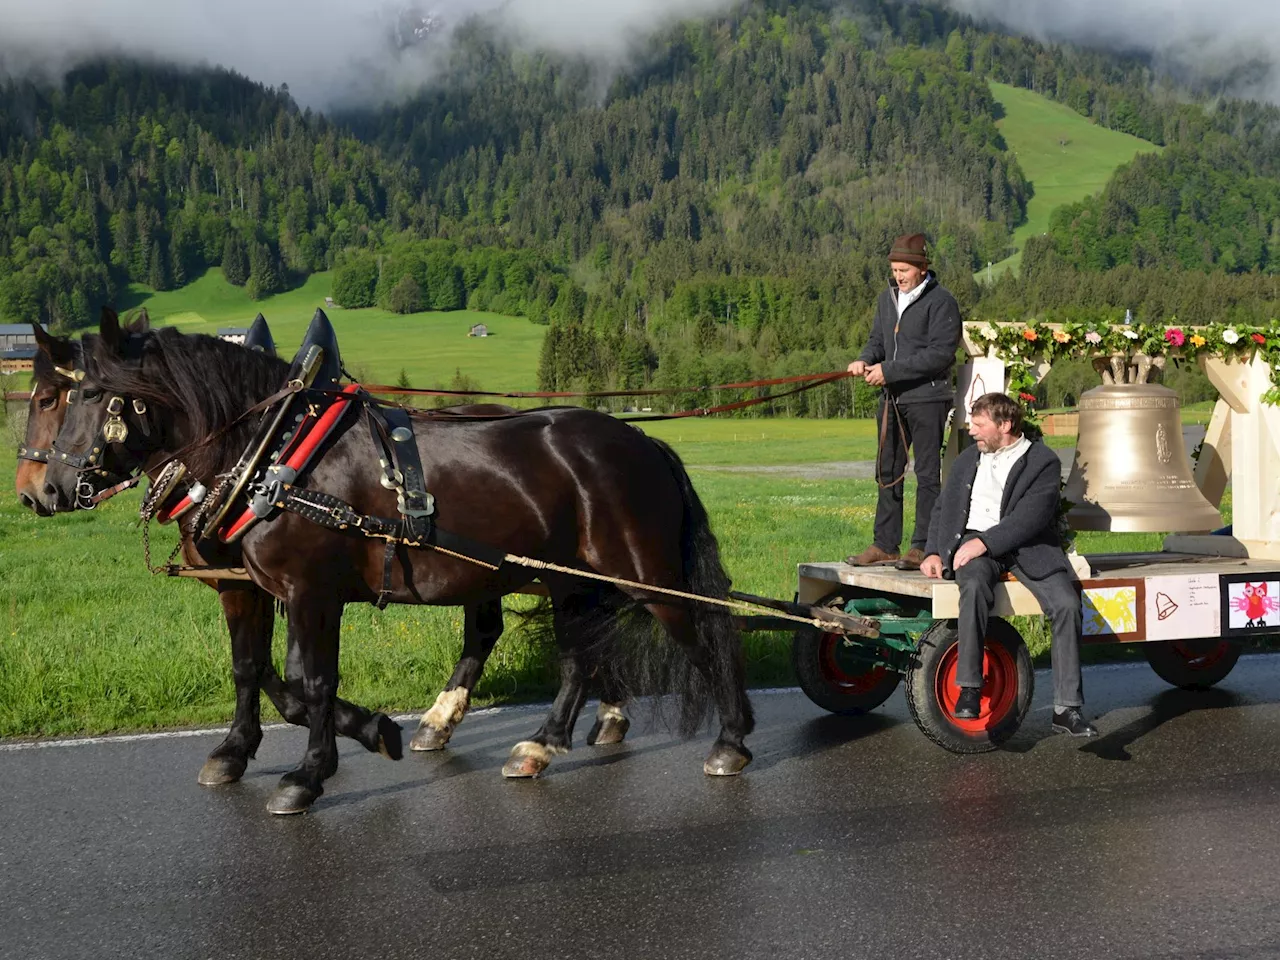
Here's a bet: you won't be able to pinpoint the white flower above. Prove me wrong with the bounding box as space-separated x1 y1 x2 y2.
980 323 998 341
1223 329 1240 344
1122 329 1139 340
1009 344 1019 355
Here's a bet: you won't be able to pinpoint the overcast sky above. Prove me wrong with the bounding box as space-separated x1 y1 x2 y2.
3 1 1278 110
939 0 1280 105
0 0 740 108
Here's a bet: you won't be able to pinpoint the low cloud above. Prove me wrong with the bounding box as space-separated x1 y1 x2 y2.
0 0 741 109
940 0 1280 105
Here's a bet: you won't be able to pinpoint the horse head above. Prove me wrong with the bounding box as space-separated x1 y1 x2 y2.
37 307 156 512
16 324 81 515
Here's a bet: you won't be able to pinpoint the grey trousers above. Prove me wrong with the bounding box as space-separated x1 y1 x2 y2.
954 553 1084 708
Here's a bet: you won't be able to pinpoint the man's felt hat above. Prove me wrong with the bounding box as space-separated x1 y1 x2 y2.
888 233 929 268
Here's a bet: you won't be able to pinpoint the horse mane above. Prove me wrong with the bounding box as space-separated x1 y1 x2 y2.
88 326 290 477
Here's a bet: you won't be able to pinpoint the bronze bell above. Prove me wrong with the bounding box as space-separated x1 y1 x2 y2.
1063 355 1221 533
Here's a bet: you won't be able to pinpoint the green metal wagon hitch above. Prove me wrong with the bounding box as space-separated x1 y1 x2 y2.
831 597 936 674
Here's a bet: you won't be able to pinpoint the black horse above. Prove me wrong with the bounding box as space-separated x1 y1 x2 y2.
19 316 636 788
37 311 753 814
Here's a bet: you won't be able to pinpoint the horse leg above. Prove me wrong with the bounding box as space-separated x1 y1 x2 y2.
266 593 343 816
275 629 403 760
502 588 591 778
198 583 275 786
502 655 590 778
645 602 754 776
585 679 631 746
410 598 504 752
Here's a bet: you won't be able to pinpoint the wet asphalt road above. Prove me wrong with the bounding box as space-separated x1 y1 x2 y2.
4 653 1280 960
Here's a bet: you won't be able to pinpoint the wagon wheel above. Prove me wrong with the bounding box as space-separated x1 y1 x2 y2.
1144 638 1242 690
906 618 1033 754
793 592 901 715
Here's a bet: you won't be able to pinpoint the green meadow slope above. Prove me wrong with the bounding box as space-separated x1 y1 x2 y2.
982 81 1162 280
123 270 546 392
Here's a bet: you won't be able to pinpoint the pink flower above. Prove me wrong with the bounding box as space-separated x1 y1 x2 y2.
1164 328 1185 347
1085 331 1102 345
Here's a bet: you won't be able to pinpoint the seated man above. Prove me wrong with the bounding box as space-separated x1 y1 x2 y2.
920 392 1097 737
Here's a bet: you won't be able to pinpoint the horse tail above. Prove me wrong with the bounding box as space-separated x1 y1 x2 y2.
644 437 753 738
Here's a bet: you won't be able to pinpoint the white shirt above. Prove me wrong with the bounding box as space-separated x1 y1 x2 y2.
894 275 929 319
966 435 1032 532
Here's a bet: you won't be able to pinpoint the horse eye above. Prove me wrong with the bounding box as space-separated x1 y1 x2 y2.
81 387 103 401
37 395 57 410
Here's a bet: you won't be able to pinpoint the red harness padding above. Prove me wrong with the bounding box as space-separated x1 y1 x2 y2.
217 383 363 543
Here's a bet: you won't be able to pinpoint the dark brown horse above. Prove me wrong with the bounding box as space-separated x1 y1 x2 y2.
36 311 753 814
18 318 401 780
18 318 635 788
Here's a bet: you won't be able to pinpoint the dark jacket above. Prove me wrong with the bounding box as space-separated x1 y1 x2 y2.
858 273 962 405
924 439 1070 581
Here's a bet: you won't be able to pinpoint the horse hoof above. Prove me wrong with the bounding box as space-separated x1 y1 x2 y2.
266 784 320 815
410 723 452 752
502 755 548 778
703 745 752 777
501 741 557 778
586 715 630 745
198 755 247 786
377 714 404 760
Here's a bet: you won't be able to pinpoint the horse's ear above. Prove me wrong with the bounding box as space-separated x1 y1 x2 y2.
32 323 74 364
125 308 150 335
32 322 56 353
100 306 123 352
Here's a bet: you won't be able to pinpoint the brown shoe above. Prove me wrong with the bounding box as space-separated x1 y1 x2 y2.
844 545 900 567
894 548 926 571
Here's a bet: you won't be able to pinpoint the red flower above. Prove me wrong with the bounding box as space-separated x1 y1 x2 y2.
1252 333 1266 345
1164 328 1186 347
1018 392 1037 403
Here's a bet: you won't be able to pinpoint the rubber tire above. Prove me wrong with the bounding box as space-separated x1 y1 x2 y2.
1144 638 1242 690
906 618 1033 754
793 592 902 715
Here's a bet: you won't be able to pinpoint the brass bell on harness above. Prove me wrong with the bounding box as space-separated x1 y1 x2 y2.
1062 354 1221 533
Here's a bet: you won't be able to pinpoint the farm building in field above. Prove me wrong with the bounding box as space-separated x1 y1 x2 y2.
217 327 250 345
468 323 489 337
0 323 45 375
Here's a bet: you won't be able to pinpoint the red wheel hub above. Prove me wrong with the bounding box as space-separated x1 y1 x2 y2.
936 639 1018 732
1169 638 1231 670
818 632 888 695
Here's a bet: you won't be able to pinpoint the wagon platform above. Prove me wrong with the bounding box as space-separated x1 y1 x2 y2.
799 551 1280 626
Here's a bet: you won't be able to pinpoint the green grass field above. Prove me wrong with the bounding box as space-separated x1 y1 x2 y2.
981 82 1162 280
121 269 547 391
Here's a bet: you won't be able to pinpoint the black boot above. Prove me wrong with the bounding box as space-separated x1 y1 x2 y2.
1051 707 1098 738
954 687 981 719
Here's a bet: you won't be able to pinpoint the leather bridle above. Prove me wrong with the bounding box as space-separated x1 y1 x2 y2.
39 360 154 509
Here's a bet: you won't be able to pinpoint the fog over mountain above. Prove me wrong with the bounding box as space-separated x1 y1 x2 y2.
938 0 1280 105
0 0 741 108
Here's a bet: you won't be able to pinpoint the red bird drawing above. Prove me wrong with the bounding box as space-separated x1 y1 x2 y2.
1232 582 1279 628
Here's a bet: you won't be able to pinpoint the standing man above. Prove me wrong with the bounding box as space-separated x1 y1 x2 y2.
920 392 1097 737
846 233 962 571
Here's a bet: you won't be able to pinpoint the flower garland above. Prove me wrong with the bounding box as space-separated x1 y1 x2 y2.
969 318 1280 408
968 318 1279 554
